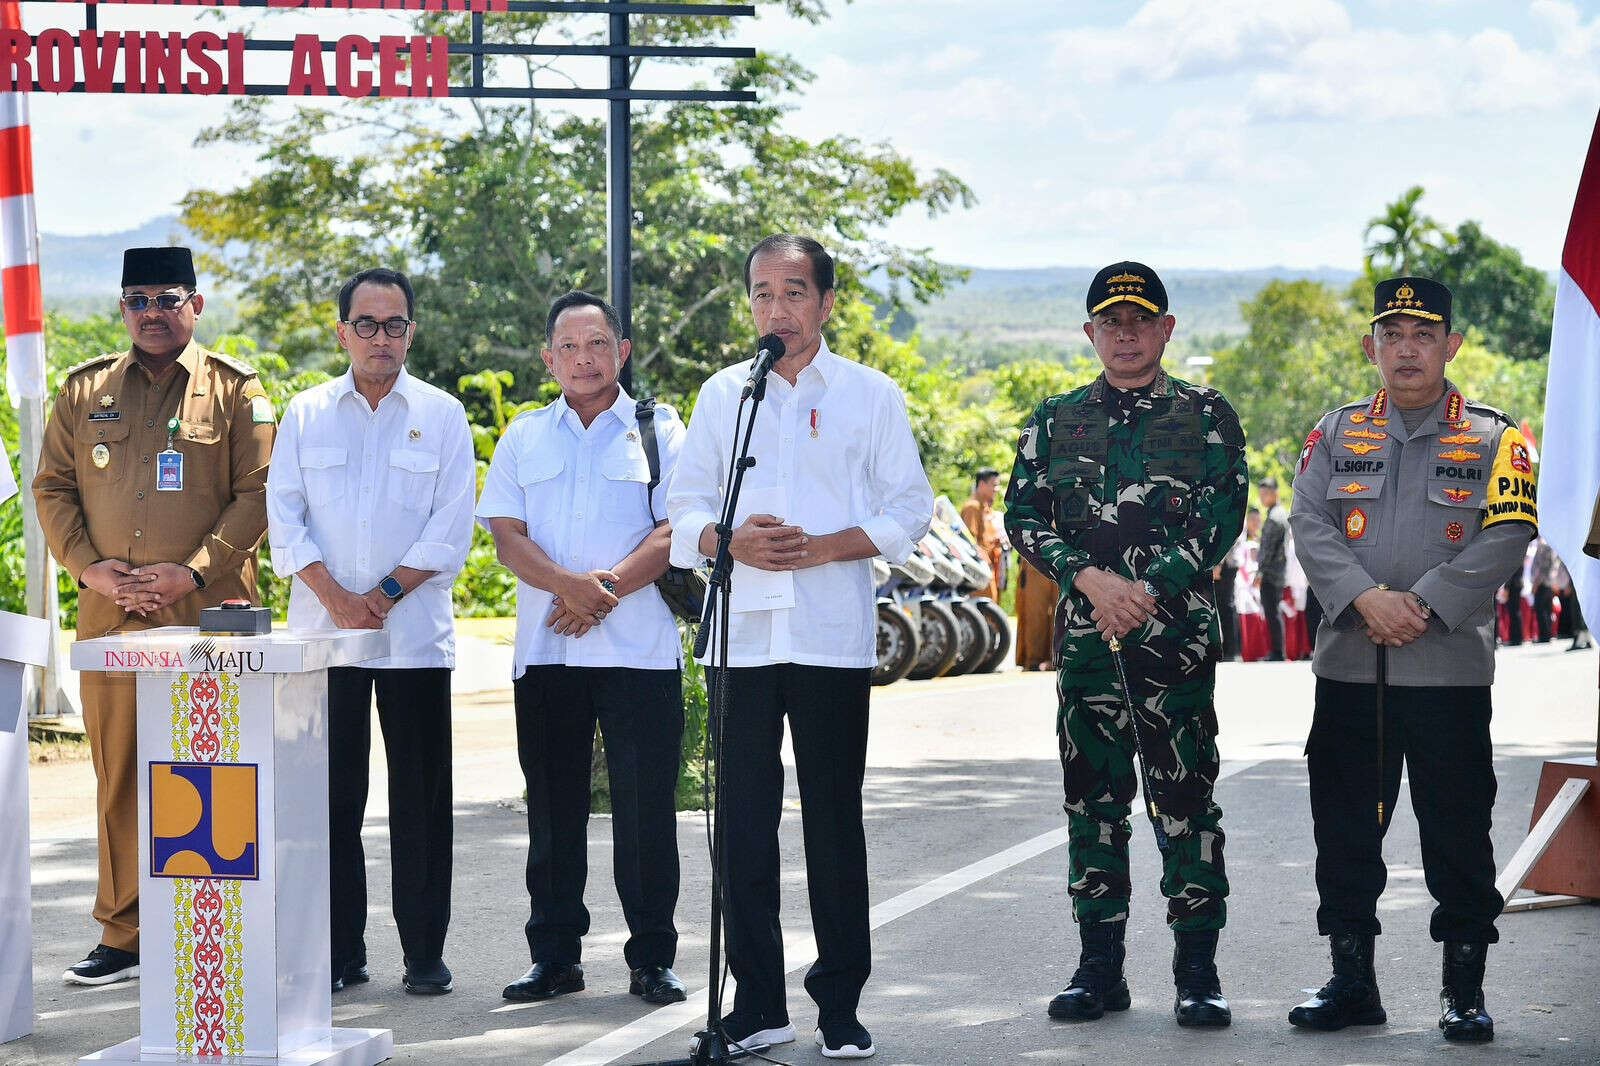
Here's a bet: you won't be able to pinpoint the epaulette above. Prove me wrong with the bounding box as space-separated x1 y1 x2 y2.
206 349 261 378
63 352 119 378
1463 398 1517 430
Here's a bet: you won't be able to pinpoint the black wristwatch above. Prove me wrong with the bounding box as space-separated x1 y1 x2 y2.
189 568 206 590
379 575 405 602
1411 592 1433 619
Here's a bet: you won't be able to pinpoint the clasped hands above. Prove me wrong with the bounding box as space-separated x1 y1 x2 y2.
546 569 621 638
1353 586 1430 648
728 514 828 571
1074 566 1159 640
85 559 195 616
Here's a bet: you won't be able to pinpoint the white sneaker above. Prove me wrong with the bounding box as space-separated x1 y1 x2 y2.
816 1020 876 1059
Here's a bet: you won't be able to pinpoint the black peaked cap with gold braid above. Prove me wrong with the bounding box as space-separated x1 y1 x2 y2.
1371 275 1452 326
1086 260 1168 316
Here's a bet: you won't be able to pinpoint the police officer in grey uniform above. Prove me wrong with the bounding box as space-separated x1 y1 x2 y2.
1286 277 1537 1043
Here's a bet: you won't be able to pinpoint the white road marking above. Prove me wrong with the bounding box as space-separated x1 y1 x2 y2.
536 757 1265 1066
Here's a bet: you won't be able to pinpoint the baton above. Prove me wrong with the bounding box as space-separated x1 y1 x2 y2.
1375 642 1387 828
1106 632 1170 853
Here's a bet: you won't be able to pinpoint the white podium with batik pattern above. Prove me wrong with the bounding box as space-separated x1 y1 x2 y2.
70 627 393 1066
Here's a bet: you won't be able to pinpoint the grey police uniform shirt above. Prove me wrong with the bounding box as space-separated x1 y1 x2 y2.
1290 381 1537 686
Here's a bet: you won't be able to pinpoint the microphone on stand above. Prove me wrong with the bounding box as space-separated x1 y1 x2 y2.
741 334 786 399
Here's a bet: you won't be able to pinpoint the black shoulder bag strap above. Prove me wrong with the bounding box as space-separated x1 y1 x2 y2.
635 396 661 496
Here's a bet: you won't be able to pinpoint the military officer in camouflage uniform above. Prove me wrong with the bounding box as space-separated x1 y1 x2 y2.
1287 277 1536 1043
1005 262 1247 1029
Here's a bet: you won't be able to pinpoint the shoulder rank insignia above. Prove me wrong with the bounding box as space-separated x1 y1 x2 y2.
1343 429 1387 441
1444 391 1464 421
1443 488 1472 502
1342 441 1383 456
1368 389 1388 417
1338 481 1370 494
1439 432 1482 445
1438 448 1482 463
1345 508 1368 540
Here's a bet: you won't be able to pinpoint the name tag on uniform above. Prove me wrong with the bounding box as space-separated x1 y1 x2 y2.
156 449 183 492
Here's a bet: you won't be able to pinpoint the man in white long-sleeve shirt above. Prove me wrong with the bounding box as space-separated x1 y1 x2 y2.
667 234 933 1060
266 268 475 996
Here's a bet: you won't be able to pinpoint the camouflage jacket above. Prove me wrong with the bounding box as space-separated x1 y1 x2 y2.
1004 369 1248 672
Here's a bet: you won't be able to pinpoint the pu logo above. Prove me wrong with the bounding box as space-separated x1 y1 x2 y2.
150 762 259 880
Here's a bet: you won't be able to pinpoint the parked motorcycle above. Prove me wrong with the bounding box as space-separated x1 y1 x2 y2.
871 553 933 686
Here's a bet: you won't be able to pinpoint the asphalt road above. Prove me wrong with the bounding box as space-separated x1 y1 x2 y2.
12 641 1600 1065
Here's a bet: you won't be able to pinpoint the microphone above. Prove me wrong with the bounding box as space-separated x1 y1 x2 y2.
741 333 786 398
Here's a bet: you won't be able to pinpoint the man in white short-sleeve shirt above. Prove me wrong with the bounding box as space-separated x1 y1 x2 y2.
667 235 933 1059
476 290 689 1007
266 267 475 996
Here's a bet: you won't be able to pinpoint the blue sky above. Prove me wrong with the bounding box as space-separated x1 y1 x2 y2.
24 0 1600 272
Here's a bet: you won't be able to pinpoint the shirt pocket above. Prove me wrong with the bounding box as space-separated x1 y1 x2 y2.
1425 482 1483 553
1326 474 1385 548
75 416 132 482
387 448 440 512
299 446 348 507
600 452 653 524
517 451 565 533
1050 475 1100 530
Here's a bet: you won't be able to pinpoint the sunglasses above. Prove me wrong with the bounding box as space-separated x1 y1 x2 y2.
121 291 196 313
343 316 414 339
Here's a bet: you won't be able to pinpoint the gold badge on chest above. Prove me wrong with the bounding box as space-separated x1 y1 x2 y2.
97 394 115 409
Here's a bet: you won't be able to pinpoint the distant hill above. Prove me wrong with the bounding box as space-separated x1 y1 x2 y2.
36 218 1359 351
905 265 1361 345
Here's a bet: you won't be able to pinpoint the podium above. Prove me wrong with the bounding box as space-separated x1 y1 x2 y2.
70 627 394 1065
1 609 51 1044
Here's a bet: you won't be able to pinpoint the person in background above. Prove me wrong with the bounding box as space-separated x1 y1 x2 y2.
960 468 1004 601
1255 478 1289 660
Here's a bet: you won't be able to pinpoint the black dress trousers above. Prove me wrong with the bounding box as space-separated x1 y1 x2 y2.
514 665 683 970
710 664 873 1026
1261 578 1286 661
1306 677 1503 944
327 666 455 972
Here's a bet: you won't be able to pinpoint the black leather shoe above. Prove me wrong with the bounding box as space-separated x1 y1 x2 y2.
1172 930 1231 1027
402 957 453 995
502 962 584 1002
1439 942 1494 1042
331 975 345 993
1048 921 1130 1021
1289 932 1386 1031
629 965 687 1004
63 945 140 986
342 962 370 986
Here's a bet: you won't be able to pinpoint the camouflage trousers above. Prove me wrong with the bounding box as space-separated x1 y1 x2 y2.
1056 648 1227 931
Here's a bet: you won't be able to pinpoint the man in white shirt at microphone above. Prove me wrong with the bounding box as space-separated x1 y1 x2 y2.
668 234 934 1059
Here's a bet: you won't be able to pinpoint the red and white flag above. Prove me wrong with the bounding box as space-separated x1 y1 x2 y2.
0 0 43 409
1540 108 1600 613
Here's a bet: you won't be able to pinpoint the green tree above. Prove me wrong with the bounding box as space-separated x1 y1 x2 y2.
1363 184 1446 277
180 3 974 413
1419 220 1556 362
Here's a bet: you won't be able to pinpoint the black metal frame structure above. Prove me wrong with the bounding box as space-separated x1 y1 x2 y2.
23 0 758 387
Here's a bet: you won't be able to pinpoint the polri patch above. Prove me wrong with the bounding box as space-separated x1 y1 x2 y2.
1345 507 1368 540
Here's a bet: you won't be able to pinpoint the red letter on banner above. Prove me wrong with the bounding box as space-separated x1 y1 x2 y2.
226 32 244 94
186 31 223 94
376 35 404 97
334 35 373 98
287 33 329 95
143 33 183 93
79 31 120 93
0 30 31 92
35 30 74 93
409 35 447 97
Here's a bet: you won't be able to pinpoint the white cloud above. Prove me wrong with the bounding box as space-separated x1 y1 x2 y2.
1051 0 1352 83
922 44 981 77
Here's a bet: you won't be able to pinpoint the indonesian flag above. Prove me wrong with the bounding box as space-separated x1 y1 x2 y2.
0 0 43 408
1540 108 1600 615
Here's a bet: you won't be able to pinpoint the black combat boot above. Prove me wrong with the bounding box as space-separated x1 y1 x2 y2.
1439 942 1494 1042
1288 932 1386 1030
1047 921 1130 1021
1172 929 1231 1027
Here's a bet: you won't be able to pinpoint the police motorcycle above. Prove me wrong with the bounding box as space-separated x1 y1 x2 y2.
870 551 934 686
922 496 1013 676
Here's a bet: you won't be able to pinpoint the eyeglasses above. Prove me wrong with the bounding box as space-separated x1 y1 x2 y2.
121 291 196 313
343 316 414 339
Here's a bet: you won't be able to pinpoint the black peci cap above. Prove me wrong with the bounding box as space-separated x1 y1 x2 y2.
122 247 197 289
1086 261 1168 316
1371 275 1452 326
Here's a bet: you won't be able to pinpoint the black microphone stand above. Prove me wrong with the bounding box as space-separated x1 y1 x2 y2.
643 370 771 1066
